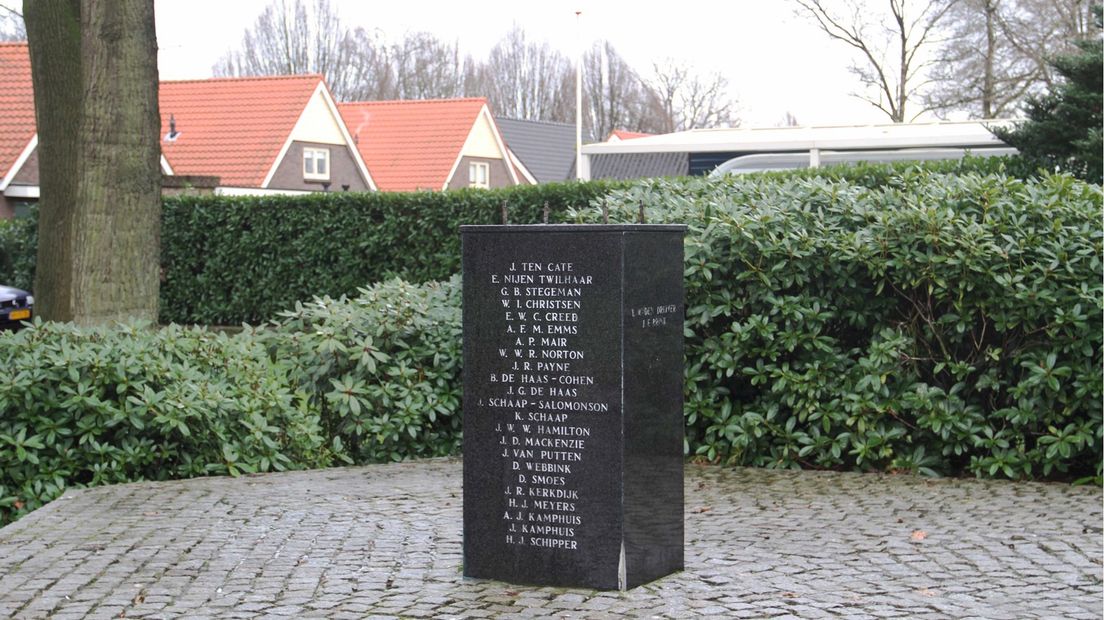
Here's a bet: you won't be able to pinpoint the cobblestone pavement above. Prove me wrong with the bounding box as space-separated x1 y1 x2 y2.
0 458 1100 619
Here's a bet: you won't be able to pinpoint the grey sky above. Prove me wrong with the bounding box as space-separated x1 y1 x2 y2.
155 0 895 127
2 0 903 127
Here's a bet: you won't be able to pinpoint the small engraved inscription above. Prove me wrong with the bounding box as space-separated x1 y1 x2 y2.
630 303 679 329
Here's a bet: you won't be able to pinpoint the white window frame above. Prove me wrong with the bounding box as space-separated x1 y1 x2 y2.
469 161 490 188
303 147 331 181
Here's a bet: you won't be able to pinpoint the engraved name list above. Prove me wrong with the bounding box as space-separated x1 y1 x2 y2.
484 260 603 551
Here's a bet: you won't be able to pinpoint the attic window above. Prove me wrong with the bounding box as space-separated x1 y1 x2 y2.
469 162 489 189
304 147 330 181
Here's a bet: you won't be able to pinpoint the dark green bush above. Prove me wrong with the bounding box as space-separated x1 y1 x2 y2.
0 321 331 525
571 171 1102 481
755 155 1039 188
0 276 465 526
0 211 35 291
264 277 463 463
161 182 624 325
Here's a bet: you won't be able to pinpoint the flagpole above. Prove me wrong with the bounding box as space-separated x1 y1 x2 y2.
575 9 583 180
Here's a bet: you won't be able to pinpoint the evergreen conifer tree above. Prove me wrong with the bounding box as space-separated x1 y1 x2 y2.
995 5 1102 184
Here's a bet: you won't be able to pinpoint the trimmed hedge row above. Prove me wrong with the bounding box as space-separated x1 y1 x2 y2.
0 157 1031 325
160 181 625 324
755 154 1039 187
0 213 34 292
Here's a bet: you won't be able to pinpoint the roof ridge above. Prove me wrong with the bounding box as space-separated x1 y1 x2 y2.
340 97 487 107
497 117 573 127
161 74 324 85
0 41 28 47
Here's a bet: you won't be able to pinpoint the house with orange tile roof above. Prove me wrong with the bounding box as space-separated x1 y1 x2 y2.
0 42 181 217
339 98 521 192
0 42 374 218
160 75 374 195
0 42 39 219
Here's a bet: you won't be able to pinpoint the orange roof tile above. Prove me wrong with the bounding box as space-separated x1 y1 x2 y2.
159 75 323 187
608 129 653 141
0 42 36 185
339 98 488 192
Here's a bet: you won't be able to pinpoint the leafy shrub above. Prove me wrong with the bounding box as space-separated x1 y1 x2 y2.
0 276 465 526
0 210 36 291
570 171 1103 481
264 277 463 463
755 155 1039 188
0 321 330 525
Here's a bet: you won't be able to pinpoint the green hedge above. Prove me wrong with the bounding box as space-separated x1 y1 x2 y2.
577 171 1101 480
157 157 1033 325
0 213 35 292
161 181 624 324
1 158 1032 325
756 155 1039 188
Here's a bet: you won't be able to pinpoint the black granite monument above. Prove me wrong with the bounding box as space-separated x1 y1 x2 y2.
461 224 685 591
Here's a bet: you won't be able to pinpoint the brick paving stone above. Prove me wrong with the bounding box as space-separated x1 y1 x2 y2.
0 458 1100 619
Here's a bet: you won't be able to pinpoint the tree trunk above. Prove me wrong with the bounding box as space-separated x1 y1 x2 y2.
982 0 997 118
24 0 81 322
895 3 908 122
73 0 161 325
24 0 161 325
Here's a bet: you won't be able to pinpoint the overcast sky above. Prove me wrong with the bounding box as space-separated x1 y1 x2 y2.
3 0 902 128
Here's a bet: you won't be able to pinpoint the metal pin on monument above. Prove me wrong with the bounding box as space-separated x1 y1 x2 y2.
501 200 508 225
543 202 550 224
638 200 646 224
602 199 609 225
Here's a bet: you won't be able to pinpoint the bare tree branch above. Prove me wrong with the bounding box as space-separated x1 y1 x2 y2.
925 0 1090 118
478 25 574 122
794 0 955 122
0 1 24 41
650 59 739 131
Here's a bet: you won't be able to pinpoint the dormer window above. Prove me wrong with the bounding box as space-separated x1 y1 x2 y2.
304 147 330 181
469 161 489 188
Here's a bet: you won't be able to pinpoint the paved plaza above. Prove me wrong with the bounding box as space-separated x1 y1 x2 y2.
0 458 1100 619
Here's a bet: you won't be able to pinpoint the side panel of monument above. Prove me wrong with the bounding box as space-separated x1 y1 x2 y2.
622 230 685 588
461 224 684 591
